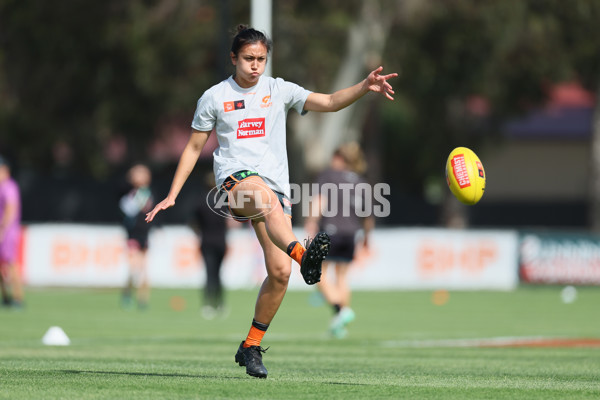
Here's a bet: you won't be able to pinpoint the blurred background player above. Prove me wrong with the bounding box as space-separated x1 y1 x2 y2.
305 142 373 338
0 155 24 308
191 166 228 319
119 164 154 310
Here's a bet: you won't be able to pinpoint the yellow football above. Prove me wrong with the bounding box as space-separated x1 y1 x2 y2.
445 147 486 205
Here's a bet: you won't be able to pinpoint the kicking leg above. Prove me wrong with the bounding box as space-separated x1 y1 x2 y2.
229 177 296 252
229 176 330 284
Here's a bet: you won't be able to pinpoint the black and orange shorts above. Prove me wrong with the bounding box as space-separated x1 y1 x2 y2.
220 170 292 221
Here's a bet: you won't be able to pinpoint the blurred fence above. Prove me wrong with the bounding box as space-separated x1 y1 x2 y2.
13 223 593 291
21 224 519 290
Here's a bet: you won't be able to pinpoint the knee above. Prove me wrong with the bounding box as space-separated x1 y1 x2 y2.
268 263 291 287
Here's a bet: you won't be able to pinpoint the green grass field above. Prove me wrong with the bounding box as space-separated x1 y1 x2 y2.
1 286 599 399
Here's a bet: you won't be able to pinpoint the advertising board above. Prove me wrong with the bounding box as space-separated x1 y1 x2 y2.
22 224 519 290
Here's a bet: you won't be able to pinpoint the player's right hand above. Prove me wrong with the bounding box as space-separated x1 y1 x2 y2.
145 198 175 223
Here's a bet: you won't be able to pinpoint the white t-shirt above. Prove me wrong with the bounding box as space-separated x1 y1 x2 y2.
192 75 311 197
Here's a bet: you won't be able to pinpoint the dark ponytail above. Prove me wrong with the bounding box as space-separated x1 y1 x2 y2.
230 24 272 56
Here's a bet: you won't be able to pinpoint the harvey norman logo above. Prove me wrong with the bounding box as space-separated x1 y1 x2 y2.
237 118 265 139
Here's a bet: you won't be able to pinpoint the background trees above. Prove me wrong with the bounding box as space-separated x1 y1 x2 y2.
1 0 599 226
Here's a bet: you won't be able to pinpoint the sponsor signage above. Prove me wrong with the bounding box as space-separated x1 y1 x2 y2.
21 225 518 290
342 228 519 290
23 225 203 287
520 232 600 284
452 154 471 188
237 118 265 139
223 99 245 112
476 161 484 178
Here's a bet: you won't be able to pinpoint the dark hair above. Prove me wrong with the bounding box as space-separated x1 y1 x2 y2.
230 24 272 57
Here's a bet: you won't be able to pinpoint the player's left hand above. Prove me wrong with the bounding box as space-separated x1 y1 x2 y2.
365 66 398 100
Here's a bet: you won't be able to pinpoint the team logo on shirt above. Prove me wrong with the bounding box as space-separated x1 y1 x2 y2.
224 99 245 112
237 118 265 139
260 95 272 108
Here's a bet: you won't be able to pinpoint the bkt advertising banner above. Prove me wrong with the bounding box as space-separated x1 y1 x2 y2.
520 231 600 285
21 224 519 290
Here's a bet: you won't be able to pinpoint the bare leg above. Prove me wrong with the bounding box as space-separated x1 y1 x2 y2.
326 261 355 338
316 261 339 305
123 245 149 308
136 250 150 306
7 263 23 303
127 247 149 306
230 177 298 254
251 218 292 324
0 264 10 304
229 177 329 286
334 262 351 307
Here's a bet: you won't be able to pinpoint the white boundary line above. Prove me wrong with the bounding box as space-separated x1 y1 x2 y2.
380 336 600 348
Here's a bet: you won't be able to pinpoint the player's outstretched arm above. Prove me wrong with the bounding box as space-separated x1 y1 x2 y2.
145 129 211 223
304 66 398 113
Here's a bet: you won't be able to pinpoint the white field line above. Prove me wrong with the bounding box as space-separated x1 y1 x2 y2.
380 336 581 348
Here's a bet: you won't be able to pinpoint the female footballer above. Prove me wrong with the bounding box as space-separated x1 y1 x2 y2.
145 25 397 378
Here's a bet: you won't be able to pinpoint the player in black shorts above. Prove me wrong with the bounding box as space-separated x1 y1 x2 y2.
119 164 154 310
306 142 373 338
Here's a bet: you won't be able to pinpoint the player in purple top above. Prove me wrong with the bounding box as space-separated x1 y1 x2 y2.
0 155 24 308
